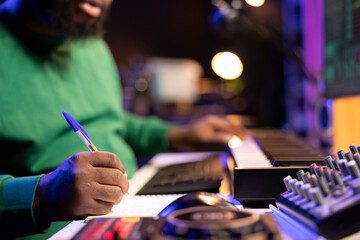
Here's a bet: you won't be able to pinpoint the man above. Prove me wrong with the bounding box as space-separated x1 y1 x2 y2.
0 152 129 239
0 0 247 238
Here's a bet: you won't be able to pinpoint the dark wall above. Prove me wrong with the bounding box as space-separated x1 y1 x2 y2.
104 1 216 76
104 0 286 128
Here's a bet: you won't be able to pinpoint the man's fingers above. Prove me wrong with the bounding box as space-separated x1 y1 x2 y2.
92 184 124 204
205 116 249 138
95 168 129 193
208 132 234 145
86 152 126 174
208 116 237 132
80 199 114 216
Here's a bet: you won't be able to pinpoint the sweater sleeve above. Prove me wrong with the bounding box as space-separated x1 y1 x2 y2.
121 112 174 157
0 174 48 238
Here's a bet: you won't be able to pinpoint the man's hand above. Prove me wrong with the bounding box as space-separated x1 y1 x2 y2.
167 115 249 152
33 152 129 224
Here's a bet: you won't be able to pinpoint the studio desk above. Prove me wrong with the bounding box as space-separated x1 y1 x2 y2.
50 129 360 240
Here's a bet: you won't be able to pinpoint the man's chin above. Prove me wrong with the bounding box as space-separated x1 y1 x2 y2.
52 12 106 37
58 24 103 38
55 5 104 37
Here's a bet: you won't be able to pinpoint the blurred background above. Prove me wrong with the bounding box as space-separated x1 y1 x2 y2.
105 0 285 125
103 0 360 154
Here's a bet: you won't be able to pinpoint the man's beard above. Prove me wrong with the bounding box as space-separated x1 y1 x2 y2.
33 0 110 37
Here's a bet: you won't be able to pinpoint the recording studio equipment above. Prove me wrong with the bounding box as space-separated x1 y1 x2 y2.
136 154 225 195
72 193 281 240
250 129 327 166
288 0 360 155
71 209 280 240
233 129 326 206
158 192 238 217
136 128 328 209
273 144 360 240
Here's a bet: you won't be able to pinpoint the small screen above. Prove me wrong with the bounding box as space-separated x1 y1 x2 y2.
325 0 360 98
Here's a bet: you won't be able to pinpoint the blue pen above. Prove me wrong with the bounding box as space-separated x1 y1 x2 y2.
62 110 99 152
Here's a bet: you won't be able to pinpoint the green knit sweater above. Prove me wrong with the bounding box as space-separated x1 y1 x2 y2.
0 20 172 177
0 14 172 239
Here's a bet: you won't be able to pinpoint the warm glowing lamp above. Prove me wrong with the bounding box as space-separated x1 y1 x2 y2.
245 0 265 7
211 51 243 80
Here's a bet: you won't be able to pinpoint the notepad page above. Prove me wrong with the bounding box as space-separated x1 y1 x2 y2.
86 194 184 220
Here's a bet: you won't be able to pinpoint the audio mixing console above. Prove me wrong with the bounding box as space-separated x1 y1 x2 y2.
274 144 360 239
